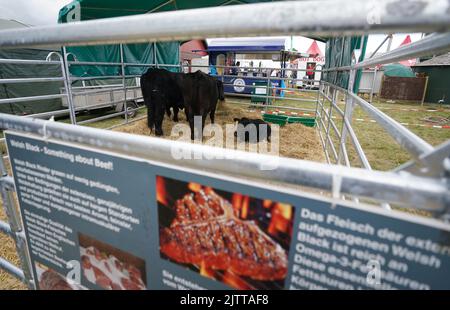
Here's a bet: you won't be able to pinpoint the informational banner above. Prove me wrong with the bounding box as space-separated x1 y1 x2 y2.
5 131 450 290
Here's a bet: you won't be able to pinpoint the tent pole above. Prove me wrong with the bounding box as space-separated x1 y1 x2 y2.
120 43 128 123
62 47 77 125
153 43 158 68
369 34 391 59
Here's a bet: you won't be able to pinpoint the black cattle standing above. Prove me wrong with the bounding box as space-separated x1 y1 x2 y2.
140 68 184 136
141 69 224 139
180 71 225 140
234 117 272 143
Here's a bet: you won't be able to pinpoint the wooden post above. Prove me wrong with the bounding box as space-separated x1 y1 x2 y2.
421 76 429 106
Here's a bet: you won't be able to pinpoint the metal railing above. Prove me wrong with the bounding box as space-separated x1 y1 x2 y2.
0 0 449 289
2 50 321 128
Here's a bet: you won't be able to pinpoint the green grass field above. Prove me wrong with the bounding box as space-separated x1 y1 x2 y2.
246 91 450 171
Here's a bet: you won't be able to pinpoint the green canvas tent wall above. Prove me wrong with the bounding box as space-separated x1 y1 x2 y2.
0 48 64 114
322 36 368 92
58 1 182 79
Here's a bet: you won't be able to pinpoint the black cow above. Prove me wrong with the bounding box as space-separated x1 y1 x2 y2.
234 117 272 143
140 68 185 136
141 68 224 139
182 71 225 140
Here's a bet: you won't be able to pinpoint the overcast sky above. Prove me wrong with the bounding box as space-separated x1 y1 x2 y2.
0 0 72 26
0 0 422 55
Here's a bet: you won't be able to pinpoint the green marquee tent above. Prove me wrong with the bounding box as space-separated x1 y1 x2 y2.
0 48 64 114
58 0 365 89
58 0 280 20
383 63 416 78
57 0 287 78
322 36 368 92
57 0 336 76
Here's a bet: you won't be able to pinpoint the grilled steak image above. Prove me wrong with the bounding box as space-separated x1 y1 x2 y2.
160 188 288 281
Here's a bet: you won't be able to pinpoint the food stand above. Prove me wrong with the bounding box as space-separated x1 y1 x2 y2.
207 38 308 98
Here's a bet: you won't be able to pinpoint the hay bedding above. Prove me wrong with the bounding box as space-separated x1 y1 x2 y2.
114 102 325 162
0 159 27 289
0 206 27 290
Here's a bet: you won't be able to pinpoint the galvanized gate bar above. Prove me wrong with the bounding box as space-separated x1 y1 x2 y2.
0 158 34 288
0 77 65 84
0 113 447 211
354 33 450 70
0 94 65 105
324 33 450 72
0 0 449 290
0 257 24 281
0 58 60 65
0 0 449 49
0 220 12 236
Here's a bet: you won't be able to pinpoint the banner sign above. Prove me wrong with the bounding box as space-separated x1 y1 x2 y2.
5 131 450 290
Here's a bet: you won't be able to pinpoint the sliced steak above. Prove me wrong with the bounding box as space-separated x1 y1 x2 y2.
39 269 73 290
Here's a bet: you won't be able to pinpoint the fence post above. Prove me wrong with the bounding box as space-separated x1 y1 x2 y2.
421 76 429 106
314 83 321 124
337 69 356 165
319 85 328 135
120 43 128 123
369 68 377 103
153 42 158 68
61 47 77 125
0 157 35 289
323 87 337 163
265 76 270 108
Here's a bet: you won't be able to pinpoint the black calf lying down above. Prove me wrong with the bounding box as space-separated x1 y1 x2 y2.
234 117 271 143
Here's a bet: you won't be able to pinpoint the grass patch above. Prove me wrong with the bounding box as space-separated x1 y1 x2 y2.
265 91 449 170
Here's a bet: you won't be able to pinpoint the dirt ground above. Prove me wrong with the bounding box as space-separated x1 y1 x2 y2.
113 101 325 162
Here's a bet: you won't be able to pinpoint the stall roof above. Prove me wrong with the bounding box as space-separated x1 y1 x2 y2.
207 37 285 53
